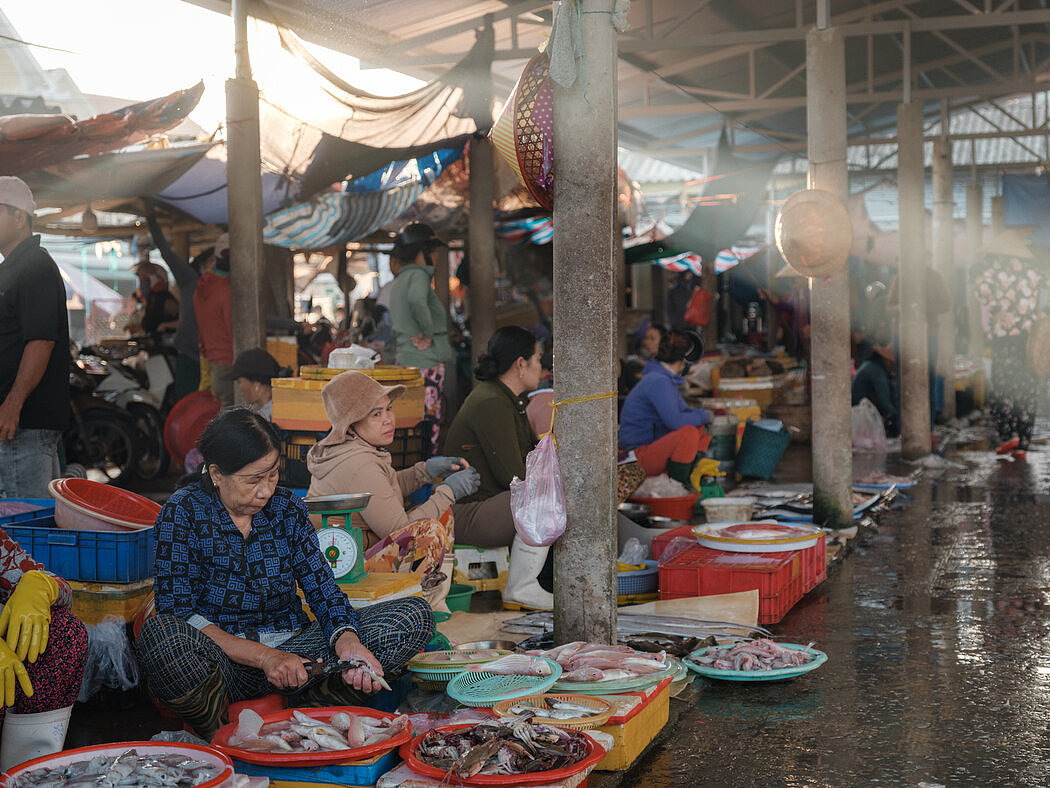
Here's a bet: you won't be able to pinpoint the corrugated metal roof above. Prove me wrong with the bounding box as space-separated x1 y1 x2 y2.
617 149 703 185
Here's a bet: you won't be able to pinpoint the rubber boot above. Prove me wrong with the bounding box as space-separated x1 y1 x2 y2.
158 665 228 741
0 705 73 770
423 555 455 614
502 536 555 611
667 460 698 492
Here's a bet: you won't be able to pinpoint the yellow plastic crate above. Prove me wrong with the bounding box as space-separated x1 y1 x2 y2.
272 373 424 431
453 545 509 593
67 578 154 626
266 336 299 375
594 679 671 771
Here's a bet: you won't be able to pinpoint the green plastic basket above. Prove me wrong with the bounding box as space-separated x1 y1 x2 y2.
735 421 791 480
407 649 513 683
445 658 562 707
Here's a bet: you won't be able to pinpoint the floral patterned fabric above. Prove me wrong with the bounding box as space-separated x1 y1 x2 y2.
973 256 1045 338
363 510 454 578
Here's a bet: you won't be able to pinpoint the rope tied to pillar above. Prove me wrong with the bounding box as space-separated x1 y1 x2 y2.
544 390 619 447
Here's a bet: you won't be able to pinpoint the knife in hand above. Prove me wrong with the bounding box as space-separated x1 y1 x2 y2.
303 658 392 692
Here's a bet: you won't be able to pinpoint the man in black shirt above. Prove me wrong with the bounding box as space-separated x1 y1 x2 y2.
0 177 69 497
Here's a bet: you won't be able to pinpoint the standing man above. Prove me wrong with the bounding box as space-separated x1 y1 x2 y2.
0 177 69 497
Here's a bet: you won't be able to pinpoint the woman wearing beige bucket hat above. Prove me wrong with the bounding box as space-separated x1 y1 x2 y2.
306 371 480 612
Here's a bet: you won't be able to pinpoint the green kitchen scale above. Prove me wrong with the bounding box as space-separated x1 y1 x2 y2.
303 493 373 583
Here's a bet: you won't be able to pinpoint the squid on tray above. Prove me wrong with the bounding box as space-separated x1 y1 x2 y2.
525 641 670 682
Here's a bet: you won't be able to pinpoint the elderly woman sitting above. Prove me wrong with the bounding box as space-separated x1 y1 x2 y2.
136 409 434 740
306 372 481 612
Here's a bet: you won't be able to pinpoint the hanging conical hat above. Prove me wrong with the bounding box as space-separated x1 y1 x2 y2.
775 189 853 278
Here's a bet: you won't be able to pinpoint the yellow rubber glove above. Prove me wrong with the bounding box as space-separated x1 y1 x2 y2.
0 638 31 707
0 570 58 663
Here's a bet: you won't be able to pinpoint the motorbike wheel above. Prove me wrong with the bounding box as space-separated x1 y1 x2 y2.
128 403 171 481
66 409 139 487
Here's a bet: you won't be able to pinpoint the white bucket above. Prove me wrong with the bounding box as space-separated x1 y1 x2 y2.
700 496 755 523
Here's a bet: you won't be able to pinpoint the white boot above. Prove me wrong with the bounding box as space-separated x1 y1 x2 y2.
424 555 455 614
502 537 554 611
0 705 73 770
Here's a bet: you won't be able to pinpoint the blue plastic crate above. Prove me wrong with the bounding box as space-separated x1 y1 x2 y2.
231 746 399 787
2 516 155 583
0 498 56 527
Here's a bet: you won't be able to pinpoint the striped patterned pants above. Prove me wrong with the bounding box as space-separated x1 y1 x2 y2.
135 597 433 738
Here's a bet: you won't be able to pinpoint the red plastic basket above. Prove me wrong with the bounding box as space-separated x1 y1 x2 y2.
628 494 700 520
658 544 807 624
49 478 160 529
164 390 221 467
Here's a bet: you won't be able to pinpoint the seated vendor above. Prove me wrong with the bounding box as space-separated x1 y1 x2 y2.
619 329 711 490
306 371 481 612
226 347 289 421
0 535 88 769
851 340 900 438
136 409 434 740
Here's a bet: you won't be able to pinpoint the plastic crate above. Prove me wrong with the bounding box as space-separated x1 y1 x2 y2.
388 423 430 465
0 498 55 527
802 535 827 590
658 544 806 625
594 677 672 771
651 525 695 561
231 745 400 787
4 516 155 583
278 429 326 487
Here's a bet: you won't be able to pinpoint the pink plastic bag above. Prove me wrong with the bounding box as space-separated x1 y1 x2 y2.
510 433 567 546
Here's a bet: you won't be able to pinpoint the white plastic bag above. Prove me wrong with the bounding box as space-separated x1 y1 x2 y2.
851 397 887 452
77 614 140 702
509 434 567 546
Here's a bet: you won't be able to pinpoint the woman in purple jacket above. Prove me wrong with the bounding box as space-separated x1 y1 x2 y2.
619 330 711 491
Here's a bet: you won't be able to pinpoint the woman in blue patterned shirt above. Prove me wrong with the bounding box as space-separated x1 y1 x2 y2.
135 409 434 739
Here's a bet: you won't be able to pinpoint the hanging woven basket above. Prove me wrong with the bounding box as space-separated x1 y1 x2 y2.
489 50 554 210
775 189 853 278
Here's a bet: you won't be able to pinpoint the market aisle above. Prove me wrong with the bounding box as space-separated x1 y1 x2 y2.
627 448 1050 787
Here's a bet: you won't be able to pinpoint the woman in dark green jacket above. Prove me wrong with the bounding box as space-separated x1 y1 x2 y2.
444 327 549 609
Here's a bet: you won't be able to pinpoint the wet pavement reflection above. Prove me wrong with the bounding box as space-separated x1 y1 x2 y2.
631 446 1050 787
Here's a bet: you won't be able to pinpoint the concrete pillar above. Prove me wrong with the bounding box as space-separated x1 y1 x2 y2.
615 230 628 361
966 182 985 358
897 101 931 458
468 146 496 364
433 246 458 409
701 257 718 348
226 0 265 359
932 138 955 421
806 26 853 526
552 0 618 644
990 195 1005 235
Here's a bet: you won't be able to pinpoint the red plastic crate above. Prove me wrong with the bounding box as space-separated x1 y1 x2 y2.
651 525 695 561
658 544 807 624
801 536 827 591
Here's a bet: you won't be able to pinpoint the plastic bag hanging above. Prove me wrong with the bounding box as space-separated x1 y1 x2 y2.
509 433 567 547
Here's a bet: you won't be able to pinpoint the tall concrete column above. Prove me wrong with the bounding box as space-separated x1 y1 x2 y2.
898 101 931 458
932 138 955 421
226 0 265 358
552 0 618 644
806 26 853 526
433 246 458 409
615 230 628 360
468 139 496 366
966 182 985 358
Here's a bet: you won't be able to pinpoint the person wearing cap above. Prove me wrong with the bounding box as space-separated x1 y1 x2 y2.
128 259 179 339
139 408 434 739
194 233 234 407
618 330 712 491
0 176 70 499
226 348 287 421
388 223 452 454
851 337 899 439
305 371 480 612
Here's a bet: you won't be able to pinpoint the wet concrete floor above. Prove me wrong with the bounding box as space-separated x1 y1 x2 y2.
606 443 1050 787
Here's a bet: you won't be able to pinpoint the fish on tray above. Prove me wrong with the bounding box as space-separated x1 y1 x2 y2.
227 708 409 753
412 649 504 665
526 641 669 682
463 654 552 676
416 718 590 778
690 638 816 671
9 749 223 788
505 698 601 720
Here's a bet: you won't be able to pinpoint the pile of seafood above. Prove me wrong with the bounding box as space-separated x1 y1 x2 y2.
227 708 409 753
526 641 669 682
504 697 603 720
415 718 590 778
689 638 815 671
9 750 223 788
462 654 553 676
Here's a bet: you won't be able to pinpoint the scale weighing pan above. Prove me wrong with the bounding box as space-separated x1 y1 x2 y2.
303 493 372 512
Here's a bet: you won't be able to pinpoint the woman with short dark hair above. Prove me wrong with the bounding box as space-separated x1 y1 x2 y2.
136 408 434 739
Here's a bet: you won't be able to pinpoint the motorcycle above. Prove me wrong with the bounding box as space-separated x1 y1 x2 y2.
76 341 172 481
64 361 141 486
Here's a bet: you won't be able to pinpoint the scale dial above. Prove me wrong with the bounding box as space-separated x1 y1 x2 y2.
317 527 359 580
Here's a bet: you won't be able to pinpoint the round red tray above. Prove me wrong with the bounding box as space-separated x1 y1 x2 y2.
49 478 160 528
164 390 221 467
399 722 603 786
211 706 411 766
